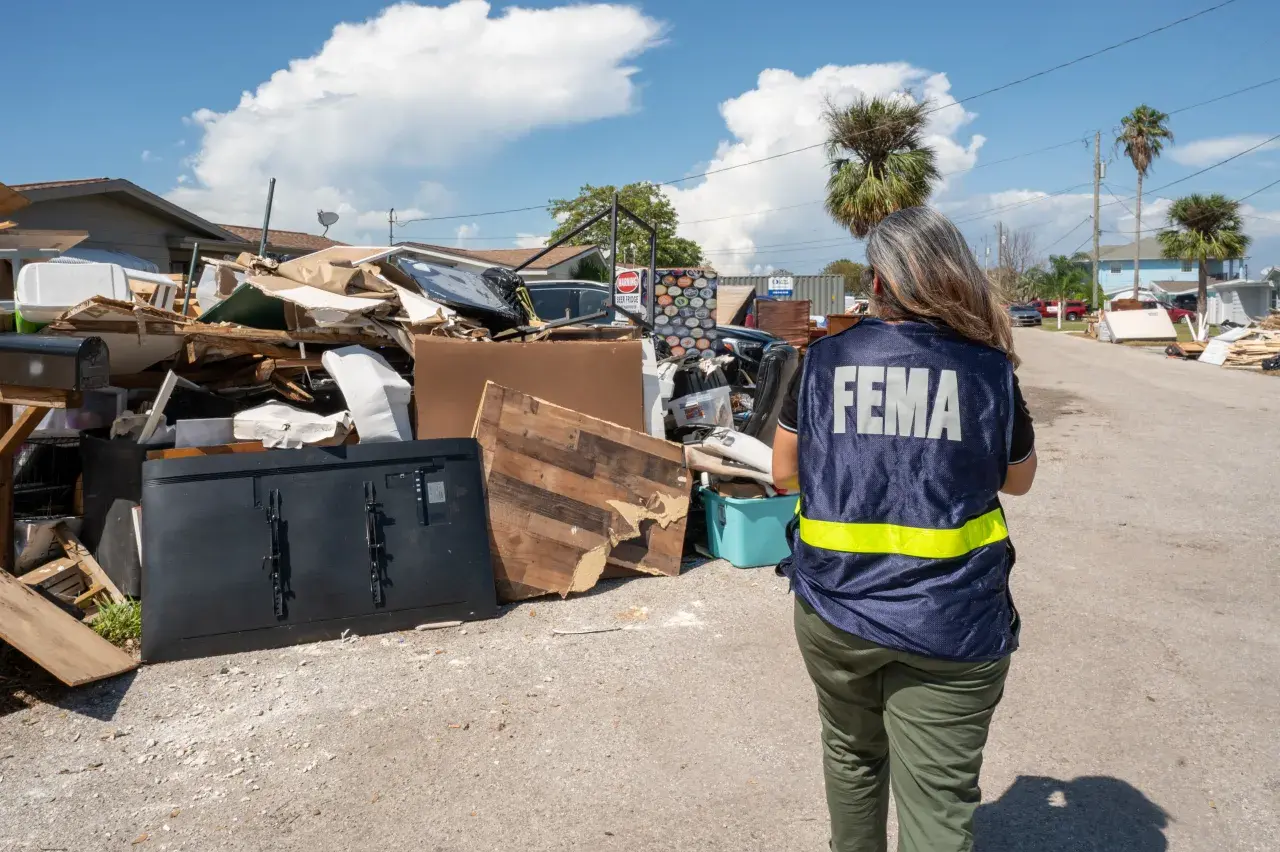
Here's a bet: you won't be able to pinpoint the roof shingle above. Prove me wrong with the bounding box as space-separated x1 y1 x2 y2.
219 224 346 252
9 178 113 192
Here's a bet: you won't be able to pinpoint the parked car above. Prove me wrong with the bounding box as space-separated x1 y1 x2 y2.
1170 293 1199 312
1007 304 1043 327
713 324 784 384
526 280 782 383
1028 299 1089 321
525 279 615 325
1139 299 1196 324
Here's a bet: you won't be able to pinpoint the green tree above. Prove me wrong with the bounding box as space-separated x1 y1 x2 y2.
547 182 705 268
822 258 869 295
824 95 940 238
1116 105 1174 298
1158 193 1250 334
568 256 609 283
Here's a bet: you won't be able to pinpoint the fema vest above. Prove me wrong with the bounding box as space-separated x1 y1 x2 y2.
786 318 1019 662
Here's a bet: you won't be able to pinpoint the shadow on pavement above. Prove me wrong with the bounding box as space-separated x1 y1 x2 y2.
975 775 1170 852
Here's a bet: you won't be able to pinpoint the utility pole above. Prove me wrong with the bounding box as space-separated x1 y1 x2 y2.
997 222 1004 278
388 208 395 247
1092 131 1102 313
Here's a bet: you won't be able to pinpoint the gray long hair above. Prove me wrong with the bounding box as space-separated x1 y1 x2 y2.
865 206 1019 367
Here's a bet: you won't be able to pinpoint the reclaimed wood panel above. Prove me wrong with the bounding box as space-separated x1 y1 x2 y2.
473 382 690 601
0 568 137 687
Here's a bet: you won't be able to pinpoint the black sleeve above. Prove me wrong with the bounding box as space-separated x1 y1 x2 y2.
777 365 802 433
1010 373 1035 464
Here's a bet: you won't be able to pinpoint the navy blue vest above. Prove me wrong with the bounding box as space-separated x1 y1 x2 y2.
785 319 1019 661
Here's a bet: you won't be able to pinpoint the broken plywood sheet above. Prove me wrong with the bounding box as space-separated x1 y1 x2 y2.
472 382 690 601
0 568 137 687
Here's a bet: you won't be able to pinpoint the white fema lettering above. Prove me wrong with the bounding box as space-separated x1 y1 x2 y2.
833 366 962 441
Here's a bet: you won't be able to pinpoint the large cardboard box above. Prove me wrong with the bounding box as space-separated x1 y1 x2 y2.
413 336 645 439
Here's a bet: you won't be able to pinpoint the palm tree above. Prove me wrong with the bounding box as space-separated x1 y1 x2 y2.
1045 253 1090 328
1115 105 1174 299
824 95 940 237
1157 194 1250 339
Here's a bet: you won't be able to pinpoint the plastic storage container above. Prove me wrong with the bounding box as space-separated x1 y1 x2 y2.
701 486 798 568
16 262 131 326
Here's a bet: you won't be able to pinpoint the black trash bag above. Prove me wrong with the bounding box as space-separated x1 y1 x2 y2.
480 267 539 325
390 257 530 331
1262 353 1280 371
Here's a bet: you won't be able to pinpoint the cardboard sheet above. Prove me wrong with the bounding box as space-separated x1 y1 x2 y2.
413 336 644 439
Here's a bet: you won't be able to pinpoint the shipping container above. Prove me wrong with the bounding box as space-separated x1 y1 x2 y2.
717 275 846 316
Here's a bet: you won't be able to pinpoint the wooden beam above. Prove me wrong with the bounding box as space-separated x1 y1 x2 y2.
0 405 10 574
54 523 125 604
18 556 81 587
0 386 81 409
0 405 50 457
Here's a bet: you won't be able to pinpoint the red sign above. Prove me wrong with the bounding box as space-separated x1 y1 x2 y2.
615 271 641 294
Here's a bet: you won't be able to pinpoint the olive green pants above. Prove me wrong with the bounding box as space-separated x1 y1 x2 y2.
794 596 1010 852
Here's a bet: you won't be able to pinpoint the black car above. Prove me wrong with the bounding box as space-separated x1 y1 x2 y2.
1007 304 1042 327
713 324 783 384
525 280 782 383
525 279 615 324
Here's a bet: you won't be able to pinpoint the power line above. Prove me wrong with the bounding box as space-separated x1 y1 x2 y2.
1168 74 1280 115
392 0 1246 231
950 183 1094 225
1105 130 1280 205
655 0 1242 187
1041 217 1093 253
1237 176 1280 203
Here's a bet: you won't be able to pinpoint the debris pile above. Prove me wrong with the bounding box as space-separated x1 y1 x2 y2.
0 244 803 683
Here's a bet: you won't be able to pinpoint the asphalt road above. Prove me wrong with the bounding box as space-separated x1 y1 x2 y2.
1 329 1277 851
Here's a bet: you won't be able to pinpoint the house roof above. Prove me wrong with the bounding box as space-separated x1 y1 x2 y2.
396 241 599 270
1097 238 1168 262
8 177 240 242
9 178 113 192
1098 237 1243 263
218 224 345 253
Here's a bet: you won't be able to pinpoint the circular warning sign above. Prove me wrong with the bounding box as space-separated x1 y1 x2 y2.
615 271 641 294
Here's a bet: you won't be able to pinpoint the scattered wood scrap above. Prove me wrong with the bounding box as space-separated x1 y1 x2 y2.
1166 341 1206 360
53 523 125 605
1223 330 1280 368
0 568 137 687
472 382 690 601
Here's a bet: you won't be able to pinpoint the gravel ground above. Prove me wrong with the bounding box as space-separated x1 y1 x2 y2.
1 328 1277 851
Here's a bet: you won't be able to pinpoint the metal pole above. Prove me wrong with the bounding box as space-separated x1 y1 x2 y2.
258 178 276 257
609 191 619 290
1092 131 1102 313
182 241 199 317
647 230 657 328
388 208 395 246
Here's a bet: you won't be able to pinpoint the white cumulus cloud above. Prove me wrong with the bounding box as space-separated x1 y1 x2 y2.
167 0 662 242
1169 134 1280 167
665 63 985 274
454 223 480 247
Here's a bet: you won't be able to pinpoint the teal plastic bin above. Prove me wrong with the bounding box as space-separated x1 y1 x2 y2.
701 487 798 568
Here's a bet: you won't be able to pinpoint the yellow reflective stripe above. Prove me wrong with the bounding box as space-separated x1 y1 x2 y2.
799 508 1009 559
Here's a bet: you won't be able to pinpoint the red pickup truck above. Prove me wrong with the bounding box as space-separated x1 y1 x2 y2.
1028 299 1090 321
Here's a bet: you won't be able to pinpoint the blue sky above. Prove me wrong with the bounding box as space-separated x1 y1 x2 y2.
6 0 1278 273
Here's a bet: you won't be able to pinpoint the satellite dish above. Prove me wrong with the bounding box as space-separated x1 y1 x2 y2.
317 210 339 236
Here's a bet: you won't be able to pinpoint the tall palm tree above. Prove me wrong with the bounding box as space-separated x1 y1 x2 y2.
1157 193 1250 338
1115 105 1174 298
824 95 940 237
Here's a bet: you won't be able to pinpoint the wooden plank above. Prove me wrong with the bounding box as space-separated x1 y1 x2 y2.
473 382 690 600
74 584 106 609
18 556 81 587
0 404 10 574
0 405 50 457
0 386 80 409
147 442 268 461
0 568 137 687
54 524 125 605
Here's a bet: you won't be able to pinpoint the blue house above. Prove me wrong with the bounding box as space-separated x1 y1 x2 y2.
1097 237 1244 297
